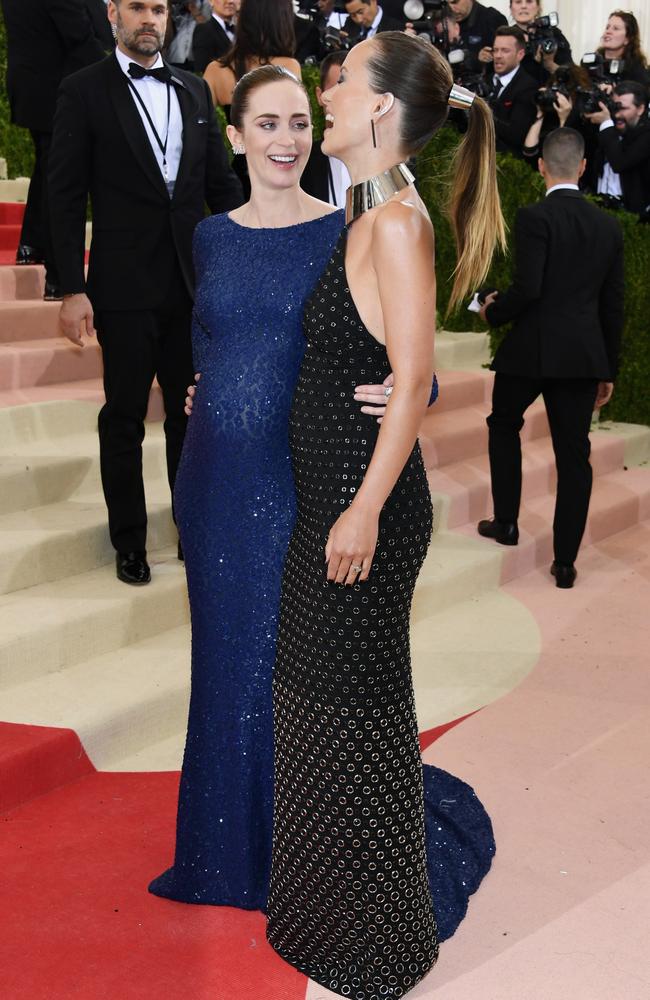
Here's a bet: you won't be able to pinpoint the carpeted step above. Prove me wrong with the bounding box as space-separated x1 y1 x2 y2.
0 300 60 343
0 203 26 224
0 265 44 301
431 368 492 414
0 337 102 390
0 721 94 814
435 329 490 369
0 223 22 251
1 625 191 771
0 548 188 689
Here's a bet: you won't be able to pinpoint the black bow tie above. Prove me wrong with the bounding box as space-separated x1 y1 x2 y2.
224 20 235 32
128 62 172 83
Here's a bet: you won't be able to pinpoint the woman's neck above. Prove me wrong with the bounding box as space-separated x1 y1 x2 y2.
345 150 408 188
241 185 310 229
604 44 626 60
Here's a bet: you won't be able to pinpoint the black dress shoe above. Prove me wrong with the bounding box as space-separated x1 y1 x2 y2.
477 518 519 546
15 243 45 266
43 279 63 301
116 551 151 585
177 540 184 562
550 562 577 589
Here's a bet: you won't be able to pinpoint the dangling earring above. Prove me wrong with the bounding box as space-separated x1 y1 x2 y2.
371 119 377 149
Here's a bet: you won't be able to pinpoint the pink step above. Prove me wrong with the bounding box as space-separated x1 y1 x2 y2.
432 369 492 414
458 466 650 581
0 338 102 390
0 265 45 302
0 300 60 342
430 431 627 529
420 398 551 469
0 378 164 420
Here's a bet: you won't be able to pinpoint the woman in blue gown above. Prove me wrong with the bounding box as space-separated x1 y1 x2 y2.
149 65 495 940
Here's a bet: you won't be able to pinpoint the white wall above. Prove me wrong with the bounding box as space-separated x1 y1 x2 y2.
488 1 650 61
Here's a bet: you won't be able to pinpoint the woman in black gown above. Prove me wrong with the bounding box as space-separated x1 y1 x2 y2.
267 33 506 999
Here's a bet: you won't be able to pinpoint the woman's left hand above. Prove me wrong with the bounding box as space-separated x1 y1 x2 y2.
325 504 379 585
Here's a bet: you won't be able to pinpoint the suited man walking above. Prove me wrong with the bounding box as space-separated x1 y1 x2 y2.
478 128 624 588
49 0 243 586
1 0 110 298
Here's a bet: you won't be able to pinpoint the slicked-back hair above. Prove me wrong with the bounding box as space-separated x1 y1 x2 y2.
614 80 648 109
494 25 527 50
542 127 585 176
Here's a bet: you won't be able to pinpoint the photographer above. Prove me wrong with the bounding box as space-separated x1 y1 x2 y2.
597 10 650 94
166 1 211 69
293 2 348 63
489 26 539 158
509 0 572 83
448 0 506 64
585 81 650 217
193 0 237 74
523 63 590 166
342 0 404 43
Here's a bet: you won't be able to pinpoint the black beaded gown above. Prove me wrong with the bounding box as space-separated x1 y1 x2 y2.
267 228 440 998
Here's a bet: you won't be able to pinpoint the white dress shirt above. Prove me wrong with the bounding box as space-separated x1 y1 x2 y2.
212 12 236 41
493 65 520 94
327 155 351 210
366 6 384 39
115 46 183 196
597 119 623 198
546 183 580 196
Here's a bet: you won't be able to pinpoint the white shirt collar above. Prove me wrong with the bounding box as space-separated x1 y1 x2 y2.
546 183 580 196
115 46 164 77
212 13 234 33
495 65 520 90
367 6 383 35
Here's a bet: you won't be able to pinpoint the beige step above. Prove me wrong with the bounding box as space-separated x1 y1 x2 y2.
435 329 490 369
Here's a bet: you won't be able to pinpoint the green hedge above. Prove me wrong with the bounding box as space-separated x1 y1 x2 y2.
0 27 647 425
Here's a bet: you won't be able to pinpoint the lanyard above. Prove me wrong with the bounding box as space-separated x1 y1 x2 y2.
127 78 172 181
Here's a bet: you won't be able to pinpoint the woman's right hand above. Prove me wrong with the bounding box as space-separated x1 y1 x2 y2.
554 91 573 126
184 372 201 416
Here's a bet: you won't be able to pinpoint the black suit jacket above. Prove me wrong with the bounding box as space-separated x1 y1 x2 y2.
486 190 624 380
85 0 115 51
192 16 232 74
490 66 539 158
458 3 507 53
1 0 107 132
49 54 244 310
597 120 650 216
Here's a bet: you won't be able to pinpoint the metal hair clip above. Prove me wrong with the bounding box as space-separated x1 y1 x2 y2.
448 84 476 111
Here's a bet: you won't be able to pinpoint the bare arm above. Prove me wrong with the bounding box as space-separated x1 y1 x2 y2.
326 204 436 584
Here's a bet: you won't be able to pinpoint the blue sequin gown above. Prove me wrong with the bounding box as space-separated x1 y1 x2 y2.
149 211 495 939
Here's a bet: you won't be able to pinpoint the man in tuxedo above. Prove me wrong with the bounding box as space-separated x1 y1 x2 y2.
192 0 236 73
49 0 243 585
342 0 403 43
488 26 539 158
301 52 350 206
1 0 110 298
478 128 624 588
586 81 650 217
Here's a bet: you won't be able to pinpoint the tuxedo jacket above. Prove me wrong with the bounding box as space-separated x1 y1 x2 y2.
1 0 107 132
49 54 244 311
486 190 624 381
597 120 650 216
85 0 115 52
490 66 539 158
192 16 232 74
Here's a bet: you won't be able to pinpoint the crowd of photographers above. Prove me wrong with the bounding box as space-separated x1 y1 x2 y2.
165 0 649 220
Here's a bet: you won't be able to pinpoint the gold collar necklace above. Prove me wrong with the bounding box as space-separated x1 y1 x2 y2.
345 162 415 224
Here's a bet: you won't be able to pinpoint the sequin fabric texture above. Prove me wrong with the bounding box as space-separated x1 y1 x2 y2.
267 230 440 998
149 210 346 910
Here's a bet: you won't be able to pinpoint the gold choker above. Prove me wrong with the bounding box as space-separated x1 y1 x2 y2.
346 162 415 224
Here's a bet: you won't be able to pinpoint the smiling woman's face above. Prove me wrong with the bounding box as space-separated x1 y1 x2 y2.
228 80 313 191
321 41 380 161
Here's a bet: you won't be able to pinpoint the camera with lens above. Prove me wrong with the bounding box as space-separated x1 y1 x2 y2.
402 0 452 34
525 12 568 59
535 65 571 112
447 48 491 99
575 52 624 116
295 1 351 53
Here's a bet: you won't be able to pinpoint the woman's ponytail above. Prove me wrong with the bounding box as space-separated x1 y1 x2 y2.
448 95 506 312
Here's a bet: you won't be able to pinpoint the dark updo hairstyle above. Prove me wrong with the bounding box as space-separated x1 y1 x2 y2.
229 64 310 132
367 32 506 310
600 10 648 67
220 0 297 82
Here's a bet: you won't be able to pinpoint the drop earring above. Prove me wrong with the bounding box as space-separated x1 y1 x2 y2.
371 119 377 149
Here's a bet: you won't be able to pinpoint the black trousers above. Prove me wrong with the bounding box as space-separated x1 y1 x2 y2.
95 269 193 554
21 130 59 283
487 373 599 565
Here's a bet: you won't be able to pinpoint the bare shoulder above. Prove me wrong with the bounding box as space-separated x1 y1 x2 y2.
271 56 303 79
204 61 235 105
371 200 434 262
